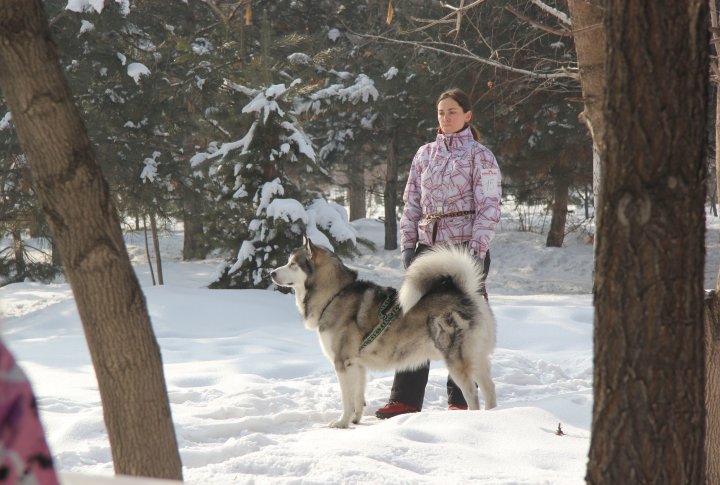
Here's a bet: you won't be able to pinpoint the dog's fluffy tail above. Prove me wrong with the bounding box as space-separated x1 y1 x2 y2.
398 245 485 313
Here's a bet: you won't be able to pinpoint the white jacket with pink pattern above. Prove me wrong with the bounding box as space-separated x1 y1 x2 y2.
400 126 501 259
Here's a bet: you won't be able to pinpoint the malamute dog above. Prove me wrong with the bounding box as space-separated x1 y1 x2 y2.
271 237 496 428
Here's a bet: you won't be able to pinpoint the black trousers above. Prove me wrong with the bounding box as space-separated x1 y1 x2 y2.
388 247 491 409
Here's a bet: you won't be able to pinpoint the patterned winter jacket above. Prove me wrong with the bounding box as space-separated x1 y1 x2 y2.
0 341 59 484
400 126 501 259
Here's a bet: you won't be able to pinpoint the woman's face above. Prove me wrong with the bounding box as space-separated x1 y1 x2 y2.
437 97 472 134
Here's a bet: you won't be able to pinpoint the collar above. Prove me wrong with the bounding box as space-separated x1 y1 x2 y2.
436 126 474 149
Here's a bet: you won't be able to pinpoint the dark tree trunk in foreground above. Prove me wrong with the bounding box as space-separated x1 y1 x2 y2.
0 1 182 480
587 1 708 483
707 4 720 480
704 292 720 483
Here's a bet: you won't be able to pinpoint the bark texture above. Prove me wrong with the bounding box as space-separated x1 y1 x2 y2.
348 156 366 221
180 183 205 260
545 172 569 247
567 0 605 223
384 128 398 250
0 1 182 479
587 1 708 483
705 292 720 483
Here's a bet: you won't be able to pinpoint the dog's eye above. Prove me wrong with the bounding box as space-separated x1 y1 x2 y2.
289 262 297 268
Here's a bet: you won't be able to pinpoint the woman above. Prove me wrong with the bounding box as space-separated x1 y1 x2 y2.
376 88 502 419
1 340 59 484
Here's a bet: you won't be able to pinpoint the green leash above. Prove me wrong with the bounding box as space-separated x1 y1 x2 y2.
359 290 401 352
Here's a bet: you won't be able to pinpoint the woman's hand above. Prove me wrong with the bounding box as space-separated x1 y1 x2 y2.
402 248 415 269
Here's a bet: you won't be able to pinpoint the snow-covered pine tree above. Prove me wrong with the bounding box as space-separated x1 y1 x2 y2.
194 81 357 289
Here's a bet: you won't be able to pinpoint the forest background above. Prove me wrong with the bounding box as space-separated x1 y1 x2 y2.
0 0 598 288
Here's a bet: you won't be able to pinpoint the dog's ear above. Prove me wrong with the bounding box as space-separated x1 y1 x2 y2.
303 234 314 258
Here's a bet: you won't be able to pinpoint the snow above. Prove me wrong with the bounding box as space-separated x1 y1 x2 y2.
307 199 357 244
79 20 95 35
127 63 151 84
66 0 105 14
0 112 11 131
328 28 341 42
338 74 379 104
280 121 316 161
191 38 212 56
383 67 399 80
206 122 257 160
266 198 307 224
140 152 161 183
287 53 312 65
256 178 285 213
65 0 128 16
3 213 720 484
242 85 287 124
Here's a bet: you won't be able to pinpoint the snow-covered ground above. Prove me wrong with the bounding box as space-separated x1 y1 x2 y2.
2 212 718 484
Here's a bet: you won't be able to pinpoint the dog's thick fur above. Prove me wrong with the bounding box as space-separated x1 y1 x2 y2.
271 237 496 428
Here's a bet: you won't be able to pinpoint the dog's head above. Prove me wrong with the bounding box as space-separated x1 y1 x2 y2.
270 235 318 289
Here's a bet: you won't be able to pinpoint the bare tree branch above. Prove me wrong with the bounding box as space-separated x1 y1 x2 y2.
505 5 573 37
452 0 466 40
529 0 572 26
406 0 490 35
352 30 578 80
200 0 228 25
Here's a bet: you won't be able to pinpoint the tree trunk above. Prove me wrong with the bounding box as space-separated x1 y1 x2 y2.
709 2 720 479
587 1 708 483
181 183 205 260
0 1 182 480
11 228 25 280
705 291 720 483
384 128 398 250
348 157 366 221
567 0 605 227
149 211 164 285
545 172 569 247
143 216 156 287
50 236 62 267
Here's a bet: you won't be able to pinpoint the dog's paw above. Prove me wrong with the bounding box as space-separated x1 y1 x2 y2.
328 418 350 429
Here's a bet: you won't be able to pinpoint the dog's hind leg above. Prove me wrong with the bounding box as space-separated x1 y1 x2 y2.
329 360 364 428
475 356 496 410
446 360 481 410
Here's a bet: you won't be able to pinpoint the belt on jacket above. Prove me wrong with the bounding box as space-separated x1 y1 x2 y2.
422 210 475 243
422 210 475 222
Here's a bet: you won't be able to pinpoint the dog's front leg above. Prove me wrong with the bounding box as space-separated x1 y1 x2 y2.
351 365 367 425
329 360 361 428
